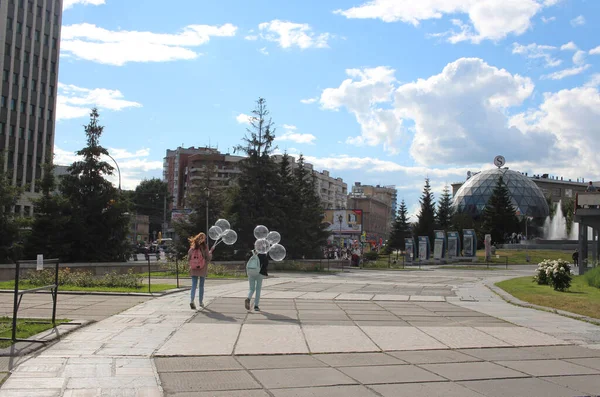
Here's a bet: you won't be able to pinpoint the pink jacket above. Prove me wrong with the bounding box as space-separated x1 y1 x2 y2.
188 247 212 277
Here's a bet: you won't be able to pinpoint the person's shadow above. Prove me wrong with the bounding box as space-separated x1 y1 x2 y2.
194 307 240 323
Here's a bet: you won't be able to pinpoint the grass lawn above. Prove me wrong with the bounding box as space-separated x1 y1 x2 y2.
0 281 177 293
495 276 600 320
0 317 70 348
476 249 572 265
439 266 501 271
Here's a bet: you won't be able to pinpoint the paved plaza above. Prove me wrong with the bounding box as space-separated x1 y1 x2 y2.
1 268 600 396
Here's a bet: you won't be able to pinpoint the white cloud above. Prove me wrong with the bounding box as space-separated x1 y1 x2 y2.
257 20 331 49
275 124 317 144
235 113 253 124
334 0 558 43
585 74 600 88
570 15 586 27
590 46 600 55
259 47 269 55
512 42 561 67
560 41 578 51
541 16 556 23
63 0 104 10
57 83 142 121
541 64 591 80
573 50 586 65
61 23 237 66
54 146 163 190
300 97 318 104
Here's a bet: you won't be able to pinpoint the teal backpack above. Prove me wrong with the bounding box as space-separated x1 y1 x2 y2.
246 251 260 276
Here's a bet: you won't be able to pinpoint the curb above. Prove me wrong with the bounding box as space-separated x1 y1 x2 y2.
0 319 93 357
0 287 188 297
486 282 600 326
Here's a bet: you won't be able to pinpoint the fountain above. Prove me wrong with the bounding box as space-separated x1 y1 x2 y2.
543 200 568 239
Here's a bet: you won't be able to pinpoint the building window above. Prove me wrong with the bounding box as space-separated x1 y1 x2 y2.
47 110 52 120
24 206 31 216
26 26 31 38
19 0 24 7
9 125 15 137
39 106 44 118
52 38 57 48
10 99 16 111
24 51 30 63
13 72 18 82
7 152 14 168
45 9 50 21
28 129 33 140
36 5 42 16
2 70 8 82
16 22 22 34
53 14 58 24
37 131 42 143
0 122 4 135
44 34 49 46
49 85 54 97
4 44 10 57
32 79 37 91
35 30 40 42
41 84 45 95
19 127 24 139
1 96 6 108
29 104 34 114
20 101 25 113
21 76 27 87
28 1 33 12
33 55 38 66
50 62 56 73
7 18 13 31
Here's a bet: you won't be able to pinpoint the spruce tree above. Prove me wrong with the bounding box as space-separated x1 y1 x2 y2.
388 199 411 251
60 108 130 261
25 161 71 260
0 152 23 263
481 176 520 244
414 178 436 251
436 185 454 230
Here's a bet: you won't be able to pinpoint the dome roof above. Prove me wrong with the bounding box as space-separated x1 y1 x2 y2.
452 168 549 218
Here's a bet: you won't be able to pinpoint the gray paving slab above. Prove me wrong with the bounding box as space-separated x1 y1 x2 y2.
159 370 261 393
495 359 600 376
565 357 600 371
420 327 510 348
235 324 308 355
236 355 327 370
541 375 600 395
372 382 487 397
315 352 406 367
360 325 447 351
303 325 379 353
155 356 242 372
388 349 482 364
251 367 356 389
169 390 270 397
420 361 529 381
155 323 240 356
523 345 600 359
339 364 444 384
458 347 551 361
459 378 583 397
271 385 379 397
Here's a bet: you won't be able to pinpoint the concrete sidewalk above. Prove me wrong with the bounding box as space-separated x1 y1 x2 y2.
1 270 600 396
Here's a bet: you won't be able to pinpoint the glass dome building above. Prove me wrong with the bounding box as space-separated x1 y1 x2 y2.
452 168 549 218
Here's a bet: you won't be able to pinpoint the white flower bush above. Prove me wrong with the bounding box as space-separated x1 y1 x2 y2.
534 259 572 291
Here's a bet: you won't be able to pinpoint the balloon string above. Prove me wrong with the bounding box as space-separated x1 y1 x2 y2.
211 238 221 251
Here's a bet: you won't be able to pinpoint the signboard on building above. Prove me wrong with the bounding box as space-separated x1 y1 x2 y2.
171 209 192 222
323 209 363 234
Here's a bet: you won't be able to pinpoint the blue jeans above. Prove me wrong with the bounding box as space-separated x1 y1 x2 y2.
248 274 263 307
190 276 205 303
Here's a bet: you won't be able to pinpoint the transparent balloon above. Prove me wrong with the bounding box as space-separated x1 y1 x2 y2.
222 229 238 245
253 225 269 240
269 244 286 261
208 226 222 241
215 219 231 233
266 231 281 245
254 238 270 254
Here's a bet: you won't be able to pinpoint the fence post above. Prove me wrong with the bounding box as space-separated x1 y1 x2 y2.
176 256 179 288
11 261 20 341
147 255 151 294
52 261 59 325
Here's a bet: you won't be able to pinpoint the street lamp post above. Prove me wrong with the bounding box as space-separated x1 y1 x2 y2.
106 153 121 192
338 214 343 248
205 188 210 234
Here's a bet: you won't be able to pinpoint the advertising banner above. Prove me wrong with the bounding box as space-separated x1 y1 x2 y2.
323 209 363 234
171 208 192 222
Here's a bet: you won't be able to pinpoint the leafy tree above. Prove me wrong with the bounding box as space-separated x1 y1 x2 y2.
25 161 71 259
414 178 436 251
0 153 23 263
387 199 411 252
436 185 454 230
481 176 520 244
59 108 130 262
132 178 170 241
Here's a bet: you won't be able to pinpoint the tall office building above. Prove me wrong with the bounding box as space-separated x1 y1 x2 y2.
1 0 62 215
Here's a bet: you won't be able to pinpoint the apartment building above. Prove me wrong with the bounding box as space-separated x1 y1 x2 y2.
348 183 397 241
0 0 62 215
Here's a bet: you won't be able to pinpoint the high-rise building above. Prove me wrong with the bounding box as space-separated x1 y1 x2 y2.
348 183 397 241
1 0 62 216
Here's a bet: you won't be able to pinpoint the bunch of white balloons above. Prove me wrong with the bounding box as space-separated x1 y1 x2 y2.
208 219 238 250
253 225 286 261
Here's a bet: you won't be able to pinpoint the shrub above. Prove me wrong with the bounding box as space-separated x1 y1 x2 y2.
364 251 379 260
102 270 141 289
24 267 142 289
584 266 600 289
535 259 572 291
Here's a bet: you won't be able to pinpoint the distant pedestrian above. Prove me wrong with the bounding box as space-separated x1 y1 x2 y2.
586 181 597 192
572 249 579 266
188 232 214 310
245 250 268 311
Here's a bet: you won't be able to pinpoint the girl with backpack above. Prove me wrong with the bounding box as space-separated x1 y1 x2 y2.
245 250 268 311
188 232 214 310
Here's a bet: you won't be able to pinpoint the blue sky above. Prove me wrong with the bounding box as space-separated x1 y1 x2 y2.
55 0 600 219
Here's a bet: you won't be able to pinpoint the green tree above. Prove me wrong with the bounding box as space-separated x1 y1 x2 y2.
414 178 436 250
0 153 23 263
387 199 411 252
25 162 71 259
436 185 454 230
481 176 520 244
60 108 130 262
133 178 170 241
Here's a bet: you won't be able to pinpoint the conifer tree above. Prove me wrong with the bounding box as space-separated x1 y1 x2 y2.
0 152 23 263
414 178 436 250
436 185 454 230
388 199 411 251
481 176 520 244
60 108 130 261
